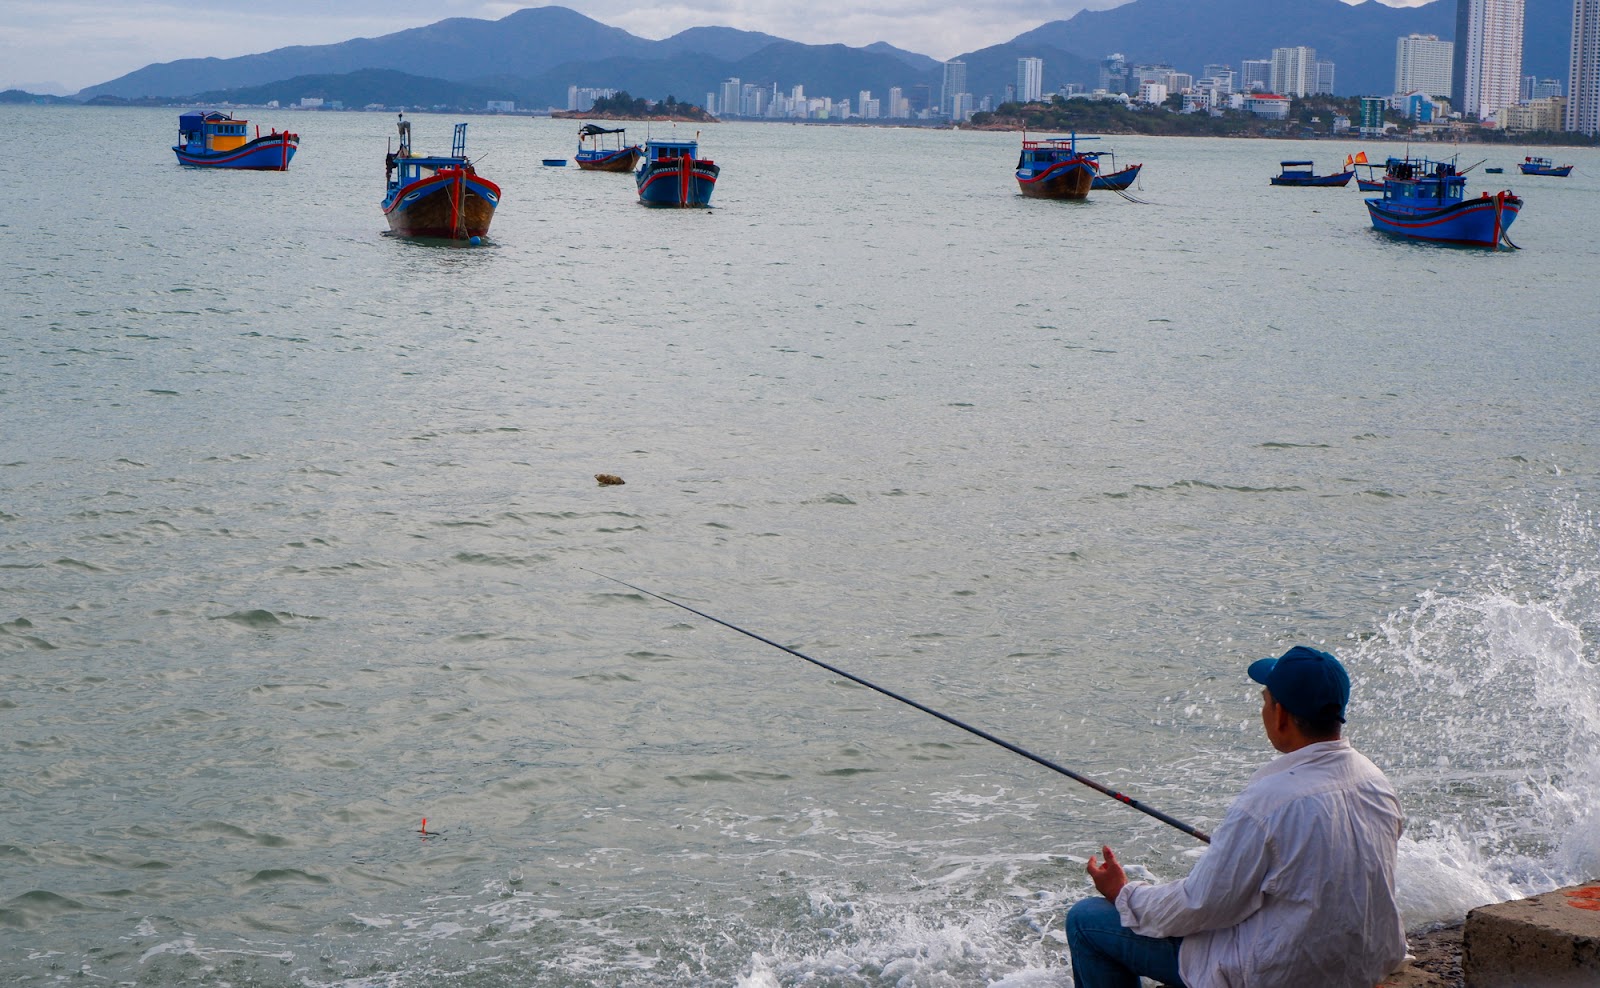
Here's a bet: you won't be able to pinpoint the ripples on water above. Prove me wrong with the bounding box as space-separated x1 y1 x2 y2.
2 106 1599 984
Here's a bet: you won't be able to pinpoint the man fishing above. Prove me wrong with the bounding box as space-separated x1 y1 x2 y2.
1065 645 1406 988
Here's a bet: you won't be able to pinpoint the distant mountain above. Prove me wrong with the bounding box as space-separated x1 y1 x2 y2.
1 89 78 105
861 42 944 75
654 26 790 61
78 7 653 100
190 69 513 111
76 0 1582 110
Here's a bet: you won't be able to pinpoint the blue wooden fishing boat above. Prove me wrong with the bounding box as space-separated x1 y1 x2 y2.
1270 160 1353 187
636 136 719 207
1518 156 1573 176
172 110 298 170
1364 155 1520 248
576 124 643 172
1016 132 1099 199
1087 150 1142 191
542 158 567 167
381 114 500 241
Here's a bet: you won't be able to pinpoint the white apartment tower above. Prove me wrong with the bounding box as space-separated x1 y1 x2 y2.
1270 46 1317 97
1017 57 1044 103
942 59 968 116
1395 34 1454 98
1570 0 1600 134
1241 59 1272 92
1455 0 1525 120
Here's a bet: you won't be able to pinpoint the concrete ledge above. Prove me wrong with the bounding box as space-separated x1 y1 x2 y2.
1462 880 1600 987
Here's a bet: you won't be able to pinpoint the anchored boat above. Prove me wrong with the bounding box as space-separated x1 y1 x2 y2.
1518 156 1573 177
635 136 719 207
576 124 643 172
1270 160 1354 187
1364 155 1520 248
381 114 500 240
1088 149 1143 191
172 110 298 170
1016 133 1099 199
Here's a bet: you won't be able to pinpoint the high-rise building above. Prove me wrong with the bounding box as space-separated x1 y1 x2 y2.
1204 65 1235 96
1359 95 1388 135
1454 0 1525 120
1314 60 1336 94
941 60 968 116
1270 46 1316 97
1523 75 1562 99
888 86 906 118
1240 59 1272 93
720 77 742 118
1570 0 1600 134
1016 57 1044 102
908 84 932 115
1396 34 1454 98
1099 53 1129 94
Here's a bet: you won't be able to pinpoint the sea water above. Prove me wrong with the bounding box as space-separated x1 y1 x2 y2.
2 105 1598 985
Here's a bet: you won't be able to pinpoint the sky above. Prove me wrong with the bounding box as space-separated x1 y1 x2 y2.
0 0 1425 95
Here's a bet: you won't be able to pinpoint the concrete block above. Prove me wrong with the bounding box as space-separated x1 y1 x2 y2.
1463 880 1600 988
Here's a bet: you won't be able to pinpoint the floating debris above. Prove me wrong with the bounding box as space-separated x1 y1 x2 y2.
595 474 625 486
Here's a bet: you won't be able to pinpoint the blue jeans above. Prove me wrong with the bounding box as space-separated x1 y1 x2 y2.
1065 896 1187 988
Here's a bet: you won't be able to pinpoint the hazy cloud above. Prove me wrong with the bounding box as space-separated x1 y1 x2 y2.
0 0 1412 94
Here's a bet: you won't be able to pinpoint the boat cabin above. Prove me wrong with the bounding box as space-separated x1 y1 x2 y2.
1018 133 1097 167
177 110 249 153
385 118 474 192
645 139 701 164
1379 157 1465 205
1276 160 1317 178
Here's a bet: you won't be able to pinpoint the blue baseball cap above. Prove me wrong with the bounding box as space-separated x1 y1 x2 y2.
1248 645 1350 722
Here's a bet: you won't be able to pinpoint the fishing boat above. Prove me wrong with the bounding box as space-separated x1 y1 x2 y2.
381 114 500 241
575 124 643 172
172 110 298 170
1016 132 1099 199
635 136 719 207
1087 150 1142 191
1345 152 1386 191
1518 156 1573 176
1271 160 1354 187
1484 166 1504 173
542 158 567 167
1364 155 1520 248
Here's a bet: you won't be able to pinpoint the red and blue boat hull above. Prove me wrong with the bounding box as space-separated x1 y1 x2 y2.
382 168 501 239
1017 157 1096 199
173 134 298 170
1270 170 1354 187
637 156 719 207
576 146 643 172
1365 190 1521 248
1090 163 1141 191
1519 163 1572 176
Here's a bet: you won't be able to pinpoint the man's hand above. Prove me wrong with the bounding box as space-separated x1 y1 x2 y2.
1086 844 1128 903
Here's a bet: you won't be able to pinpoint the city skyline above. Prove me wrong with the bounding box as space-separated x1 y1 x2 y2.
1 0 1437 95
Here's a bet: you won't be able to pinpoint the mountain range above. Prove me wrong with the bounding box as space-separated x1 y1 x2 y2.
75 1 1575 108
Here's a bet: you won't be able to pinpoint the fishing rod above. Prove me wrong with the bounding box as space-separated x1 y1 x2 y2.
587 570 1211 844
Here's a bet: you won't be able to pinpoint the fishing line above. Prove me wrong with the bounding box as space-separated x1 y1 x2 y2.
587 570 1211 844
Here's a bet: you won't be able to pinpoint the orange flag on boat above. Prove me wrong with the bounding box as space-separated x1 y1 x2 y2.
1354 151 1369 164
1345 153 1353 168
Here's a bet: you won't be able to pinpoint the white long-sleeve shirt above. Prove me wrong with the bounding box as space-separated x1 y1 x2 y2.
1115 740 1406 988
